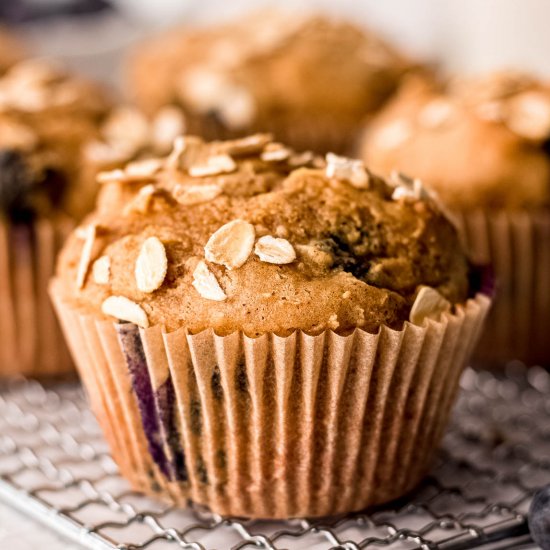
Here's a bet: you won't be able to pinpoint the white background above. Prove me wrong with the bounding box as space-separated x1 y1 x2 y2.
23 0 550 86
110 0 550 76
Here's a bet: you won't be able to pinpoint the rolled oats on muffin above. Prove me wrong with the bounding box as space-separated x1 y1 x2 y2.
361 72 550 365
51 135 490 518
125 10 416 154
0 58 112 377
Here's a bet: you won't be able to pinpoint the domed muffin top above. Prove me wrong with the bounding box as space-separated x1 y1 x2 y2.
0 59 112 222
126 10 413 149
361 73 550 209
55 134 470 336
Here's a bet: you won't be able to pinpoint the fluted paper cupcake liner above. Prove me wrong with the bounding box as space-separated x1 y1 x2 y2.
0 218 74 377
50 282 489 518
456 209 550 366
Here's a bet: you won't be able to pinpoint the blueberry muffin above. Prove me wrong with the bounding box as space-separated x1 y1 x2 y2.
0 58 112 377
51 135 489 518
361 72 550 365
126 10 415 154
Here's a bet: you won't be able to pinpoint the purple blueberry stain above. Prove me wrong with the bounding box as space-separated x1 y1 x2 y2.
216 449 226 470
196 456 208 484
235 360 248 394
190 399 202 436
211 366 223 400
156 377 188 481
0 149 35 223
469 263 495 299
529 484 550 549
117 323 187 480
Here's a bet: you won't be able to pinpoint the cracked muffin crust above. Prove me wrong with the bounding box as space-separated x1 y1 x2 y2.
55 134 469 337
125 10 415 154
360 73 550 209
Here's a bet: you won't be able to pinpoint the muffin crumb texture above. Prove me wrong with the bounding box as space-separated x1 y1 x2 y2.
56 134 470 336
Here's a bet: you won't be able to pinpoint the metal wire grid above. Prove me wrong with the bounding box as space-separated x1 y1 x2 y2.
0 365 548 550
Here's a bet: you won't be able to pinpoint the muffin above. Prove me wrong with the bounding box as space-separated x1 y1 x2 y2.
81 104 186 179
50 134 489 518
0 27 26 74
125 10 415 154
360 72 550 365
0 58 112 377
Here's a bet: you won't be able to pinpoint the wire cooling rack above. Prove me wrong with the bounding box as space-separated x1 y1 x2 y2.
0 365 548 550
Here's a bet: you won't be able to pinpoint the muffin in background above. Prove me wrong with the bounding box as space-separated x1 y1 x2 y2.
81 104 187 185
0 27 26 73
125 10 417 155
0 58 113 377
51 134 489 518
360 72 550 365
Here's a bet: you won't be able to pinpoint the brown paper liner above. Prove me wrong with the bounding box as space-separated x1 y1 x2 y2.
0 217 74 377
455 209 550 366
50 282 489 518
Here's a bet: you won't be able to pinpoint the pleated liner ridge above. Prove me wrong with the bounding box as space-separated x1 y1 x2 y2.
457 209 550 366
50 283 490 519
0 218 74 377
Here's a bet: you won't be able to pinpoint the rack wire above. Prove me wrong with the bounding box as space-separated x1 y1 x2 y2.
0 364 547 550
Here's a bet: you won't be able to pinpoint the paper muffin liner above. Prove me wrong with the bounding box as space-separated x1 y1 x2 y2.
455 208 550 366
0 218 75 377
50 283 489 518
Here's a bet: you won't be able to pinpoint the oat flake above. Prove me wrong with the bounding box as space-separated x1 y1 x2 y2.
101 296 149 328
76 224 96 289
409 286 451 325
255 235 296 264
92 255 110 285
205 219 255 269
135 236 168 293
192 260 227 301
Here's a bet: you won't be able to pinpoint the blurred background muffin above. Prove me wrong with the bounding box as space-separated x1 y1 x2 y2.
125 10 417 154
0 57 112 377
360 72 550 365
81 104 186 180
0 26 27 72
0 59 113 219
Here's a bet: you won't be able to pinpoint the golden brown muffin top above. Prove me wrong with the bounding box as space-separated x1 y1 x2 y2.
0 59 112 222
126 11 412 137
55 134 469 336
361 72 550 209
